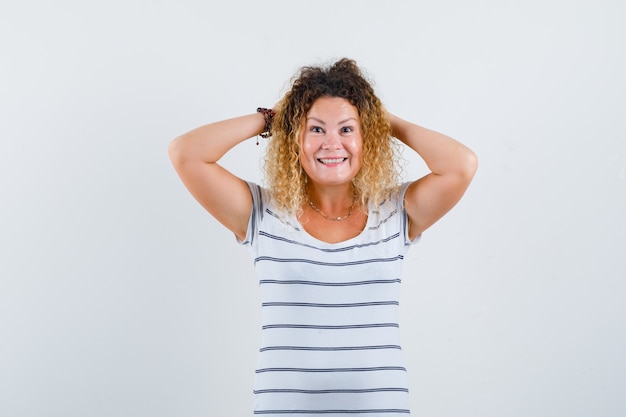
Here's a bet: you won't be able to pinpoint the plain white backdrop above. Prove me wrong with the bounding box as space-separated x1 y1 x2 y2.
1 1 625 416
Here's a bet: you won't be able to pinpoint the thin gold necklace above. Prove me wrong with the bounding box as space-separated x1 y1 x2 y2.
308 193 357 221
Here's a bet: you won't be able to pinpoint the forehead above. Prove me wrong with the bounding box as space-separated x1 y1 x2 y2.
306 97 359 121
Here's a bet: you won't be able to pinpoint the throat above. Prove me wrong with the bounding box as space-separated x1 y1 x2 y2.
308 193 357 222
301 206 368 244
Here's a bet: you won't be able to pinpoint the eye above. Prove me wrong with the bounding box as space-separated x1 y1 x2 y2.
341 126 354 133
310 126 324 133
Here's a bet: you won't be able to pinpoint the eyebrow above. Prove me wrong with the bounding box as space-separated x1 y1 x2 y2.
306 117 358 125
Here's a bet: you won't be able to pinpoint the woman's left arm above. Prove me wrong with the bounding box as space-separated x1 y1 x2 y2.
389 113 478 240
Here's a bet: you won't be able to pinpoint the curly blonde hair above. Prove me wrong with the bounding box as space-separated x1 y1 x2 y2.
264 58 400 217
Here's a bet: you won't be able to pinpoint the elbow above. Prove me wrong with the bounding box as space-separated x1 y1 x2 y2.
454 149 478 185
168 137 180 164
464 149 478 178
168 136 187 169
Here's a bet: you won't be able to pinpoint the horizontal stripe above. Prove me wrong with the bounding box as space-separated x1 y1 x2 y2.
262 323 399 330
259 279 401 286
265 208 301 231
259 230 401 253
254 255 403 267
367 207 399 231
253 388 409 394
259 345 401 352
254 409 410 414
262 301 398 308
256 366 406 373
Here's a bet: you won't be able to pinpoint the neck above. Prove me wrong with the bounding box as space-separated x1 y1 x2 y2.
307 184 357 221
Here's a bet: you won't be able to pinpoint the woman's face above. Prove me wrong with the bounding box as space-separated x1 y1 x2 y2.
300 96 363 188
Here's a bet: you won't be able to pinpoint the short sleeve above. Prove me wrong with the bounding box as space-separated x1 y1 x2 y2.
396 181 421 246
237 181 265 247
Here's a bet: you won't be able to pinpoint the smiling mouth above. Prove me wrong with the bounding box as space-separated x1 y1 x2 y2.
318 158 347 165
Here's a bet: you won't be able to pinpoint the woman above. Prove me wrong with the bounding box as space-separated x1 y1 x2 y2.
169 58 477 416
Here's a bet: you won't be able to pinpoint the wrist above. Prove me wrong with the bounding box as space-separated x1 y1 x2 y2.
256 107 275 139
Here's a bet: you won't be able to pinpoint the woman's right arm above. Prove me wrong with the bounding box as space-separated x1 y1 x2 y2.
168 112 267 241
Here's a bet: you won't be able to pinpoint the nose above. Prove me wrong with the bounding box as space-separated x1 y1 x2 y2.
322 131 342 150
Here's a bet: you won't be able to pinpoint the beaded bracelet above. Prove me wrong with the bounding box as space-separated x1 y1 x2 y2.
256 107 275 145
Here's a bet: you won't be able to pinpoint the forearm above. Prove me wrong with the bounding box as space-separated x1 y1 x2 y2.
169 112 266 165
389 114 477 177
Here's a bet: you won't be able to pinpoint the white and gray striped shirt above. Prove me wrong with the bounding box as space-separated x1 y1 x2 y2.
241 182 419 417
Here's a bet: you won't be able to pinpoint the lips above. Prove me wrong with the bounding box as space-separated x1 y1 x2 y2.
318 157 347 164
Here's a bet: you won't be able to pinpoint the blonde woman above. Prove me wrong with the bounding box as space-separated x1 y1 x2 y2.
169 58 477 416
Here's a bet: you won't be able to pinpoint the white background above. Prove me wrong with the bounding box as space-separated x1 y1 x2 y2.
1 1 625 416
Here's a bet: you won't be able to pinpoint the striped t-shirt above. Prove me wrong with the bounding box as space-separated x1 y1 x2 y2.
241 182 419 417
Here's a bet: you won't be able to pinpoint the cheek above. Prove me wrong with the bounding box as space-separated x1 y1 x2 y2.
353 142 364 168
299 141 315 170
300 133 310 150
301 139 313 156
348 137 363 156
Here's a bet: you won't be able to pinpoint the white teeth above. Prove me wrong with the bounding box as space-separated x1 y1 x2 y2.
319 158 345 164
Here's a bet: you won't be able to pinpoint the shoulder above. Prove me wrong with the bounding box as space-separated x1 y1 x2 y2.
367 184 407 224
246 181 264 203
246 181 300 229
367 183 418 245
378 183 411 211
246 182 275 211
